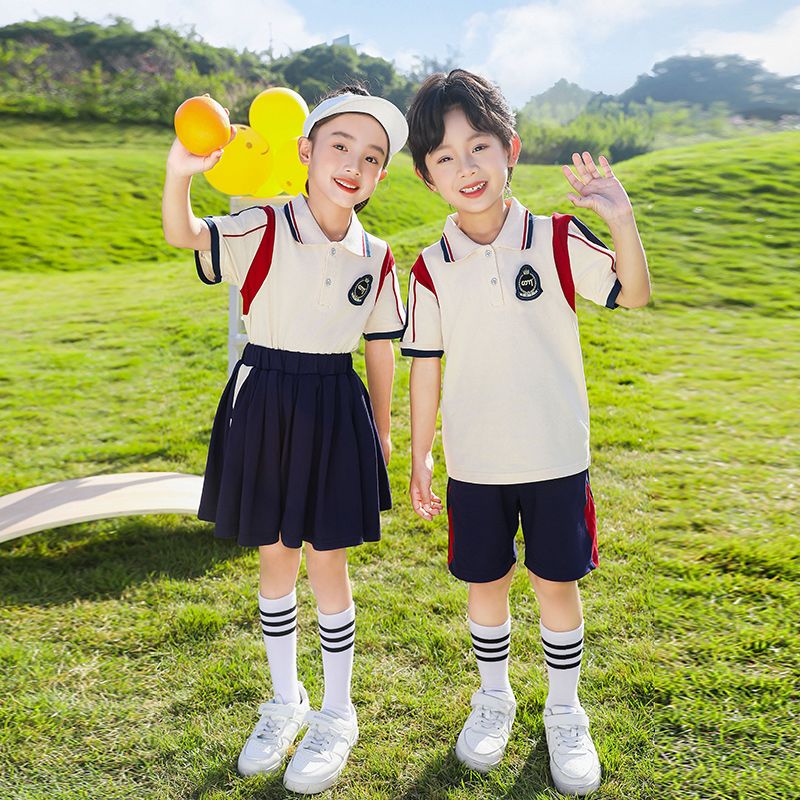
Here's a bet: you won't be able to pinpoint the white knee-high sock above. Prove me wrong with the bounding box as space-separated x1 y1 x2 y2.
318 604 356 719
540 620 584 710
470 617 513 696
259 590 300 705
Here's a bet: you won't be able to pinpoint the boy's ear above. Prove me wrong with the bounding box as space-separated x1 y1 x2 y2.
508 132 522 167
297 136 312 166
414 166 437 192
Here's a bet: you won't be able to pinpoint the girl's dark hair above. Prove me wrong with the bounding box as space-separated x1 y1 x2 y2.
306 82 388 214
406 69 516 185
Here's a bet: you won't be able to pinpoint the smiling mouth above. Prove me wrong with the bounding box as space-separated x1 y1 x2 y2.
334 177 360 192
460 181 487 195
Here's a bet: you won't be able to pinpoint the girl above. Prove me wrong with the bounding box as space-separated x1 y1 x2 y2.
162 86 408 795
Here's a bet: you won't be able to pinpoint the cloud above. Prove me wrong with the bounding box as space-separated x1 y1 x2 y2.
0 0 319 54
687 5 800 76
462 0 730 105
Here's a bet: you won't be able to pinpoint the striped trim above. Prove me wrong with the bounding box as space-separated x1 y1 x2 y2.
440 234 454 263
541 635 583 670
541 636 583 650
240 206 277 316
260 613 298 628
362 231 372 257
520 209 534 250
262 626 297 638
572 216 608 248
283 201 303 243
259 600 298 637
471 630 510 663
260 604 298 618
471 632 510 645
319 617 355 653
552 212 576 312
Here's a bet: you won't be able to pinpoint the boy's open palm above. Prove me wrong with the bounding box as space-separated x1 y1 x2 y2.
562 152 633 225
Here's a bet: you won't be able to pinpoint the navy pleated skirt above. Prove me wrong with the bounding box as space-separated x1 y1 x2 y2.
198 343 391 549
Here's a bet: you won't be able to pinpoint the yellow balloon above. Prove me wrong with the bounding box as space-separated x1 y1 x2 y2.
204 124 274 196
252 173 284 199
272 137 309 196
249 87 309 146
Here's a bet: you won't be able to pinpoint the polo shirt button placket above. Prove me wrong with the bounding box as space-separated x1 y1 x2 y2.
484 247 503 307
320 246 337 307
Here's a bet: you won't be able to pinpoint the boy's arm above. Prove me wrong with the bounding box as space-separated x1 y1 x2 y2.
364 339 395 464
162 136 229 251
563 151 651 308
409 357 443 521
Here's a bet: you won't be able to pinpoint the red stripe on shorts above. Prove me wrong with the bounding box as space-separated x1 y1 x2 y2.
584 476 599 567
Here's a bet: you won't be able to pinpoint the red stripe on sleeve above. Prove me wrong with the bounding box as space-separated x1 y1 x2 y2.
376 246 395 295
567 232 617 272
551 213 576 313
410 254 437 297
240 206 276 316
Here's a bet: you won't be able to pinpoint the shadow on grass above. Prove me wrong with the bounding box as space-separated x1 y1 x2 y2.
395 737 555 800
0 517 241 606
189 763 290 800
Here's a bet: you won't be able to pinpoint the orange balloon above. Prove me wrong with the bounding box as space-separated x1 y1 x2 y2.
174 94 231 156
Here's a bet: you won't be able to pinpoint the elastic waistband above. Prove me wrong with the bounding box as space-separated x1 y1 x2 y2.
241 344 353 375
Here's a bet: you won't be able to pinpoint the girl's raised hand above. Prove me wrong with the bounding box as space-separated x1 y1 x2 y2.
562 152 633 225
166 123 236 178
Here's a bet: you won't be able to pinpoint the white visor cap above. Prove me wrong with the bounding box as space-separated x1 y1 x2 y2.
302 93 409 162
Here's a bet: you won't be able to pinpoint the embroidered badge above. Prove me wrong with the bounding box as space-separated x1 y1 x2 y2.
515 264 543 301
348 274 373 305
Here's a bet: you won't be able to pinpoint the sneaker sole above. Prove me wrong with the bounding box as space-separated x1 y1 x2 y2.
237 755 286 777
549 766 601 796
454 736 504 773
282 732 359 795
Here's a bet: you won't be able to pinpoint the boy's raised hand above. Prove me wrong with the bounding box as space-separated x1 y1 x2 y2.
562 152 633 225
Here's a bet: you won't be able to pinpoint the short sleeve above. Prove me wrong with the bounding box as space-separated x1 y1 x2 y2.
194 205 273 288
363 245 406 340
400 255 444 358
567 217 622 309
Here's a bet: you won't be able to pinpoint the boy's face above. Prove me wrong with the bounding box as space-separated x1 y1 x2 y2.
299 112 388 211
422 107 519 213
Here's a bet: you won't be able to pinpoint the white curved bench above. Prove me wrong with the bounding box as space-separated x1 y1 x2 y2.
0 472 204 545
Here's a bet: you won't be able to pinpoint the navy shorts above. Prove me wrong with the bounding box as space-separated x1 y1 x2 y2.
445 470 598 583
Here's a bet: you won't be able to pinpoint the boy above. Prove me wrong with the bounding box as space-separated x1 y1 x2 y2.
402 70 650 796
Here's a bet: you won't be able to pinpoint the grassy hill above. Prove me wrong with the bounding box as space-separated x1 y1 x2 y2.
0 121 797 800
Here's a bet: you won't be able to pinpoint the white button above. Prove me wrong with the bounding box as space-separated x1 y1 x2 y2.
490 277 498 285
325 277 332 286
330 247 337 255
485 249 492 257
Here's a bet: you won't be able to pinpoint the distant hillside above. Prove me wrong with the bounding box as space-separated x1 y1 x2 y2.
518 79 597 124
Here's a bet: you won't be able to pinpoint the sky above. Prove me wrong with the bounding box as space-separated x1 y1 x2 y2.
2 1 799 105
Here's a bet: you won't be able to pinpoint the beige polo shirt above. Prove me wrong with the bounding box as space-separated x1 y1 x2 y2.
401 197 622 485
195 193 405 353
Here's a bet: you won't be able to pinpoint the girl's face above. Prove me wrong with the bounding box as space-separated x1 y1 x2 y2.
422 106 520 214
299 112 389 211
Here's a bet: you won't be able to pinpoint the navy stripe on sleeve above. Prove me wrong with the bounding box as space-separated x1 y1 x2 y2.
606 278 623 309
364 329 405 341
400 348 444 358
572 216 609 249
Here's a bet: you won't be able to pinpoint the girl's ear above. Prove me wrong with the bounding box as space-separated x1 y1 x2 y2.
415 167 437 192
298 136 312 166
508 132 522 167
378 168 388 183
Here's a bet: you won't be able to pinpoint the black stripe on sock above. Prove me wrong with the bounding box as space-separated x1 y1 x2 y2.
542 647 583 660
321 641 355 653
471 632 511 645
262 625 297 638
541 636 583 650
545 657 582 670
319 630 355 645
318 618 355 635
259 604 298 618
475 653 510 662
473 643 510 655
261 614 298 628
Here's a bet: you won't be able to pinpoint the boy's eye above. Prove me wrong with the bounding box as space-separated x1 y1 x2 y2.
436 155 452 164
473 144 488 152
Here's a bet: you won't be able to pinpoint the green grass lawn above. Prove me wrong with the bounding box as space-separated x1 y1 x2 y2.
0 122 797 799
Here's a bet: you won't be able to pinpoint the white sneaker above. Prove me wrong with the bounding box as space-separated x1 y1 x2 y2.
543 707 601 796
282 707 359 794
455 688 517 772
237 683 311 776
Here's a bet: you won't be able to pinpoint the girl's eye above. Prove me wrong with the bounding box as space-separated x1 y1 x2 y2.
333 143 346 151
437 155 451 164
366 156 378 165
474 144 488 152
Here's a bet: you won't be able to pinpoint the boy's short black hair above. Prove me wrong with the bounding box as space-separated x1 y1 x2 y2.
406 69 516 185
306 82 388 214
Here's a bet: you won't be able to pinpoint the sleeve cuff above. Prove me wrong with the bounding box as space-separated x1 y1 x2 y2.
605 278 622 309
400 347 444 358
194 217 222 284
364 329 405 341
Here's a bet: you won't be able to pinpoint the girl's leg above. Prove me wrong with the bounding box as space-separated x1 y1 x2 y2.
304 543 354 718
528 572 584 709
258 541 303 704
468 565 516 695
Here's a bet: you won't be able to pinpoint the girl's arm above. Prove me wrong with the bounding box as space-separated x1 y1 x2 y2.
364 339 395 464
162 136 229 250
409 357 443 521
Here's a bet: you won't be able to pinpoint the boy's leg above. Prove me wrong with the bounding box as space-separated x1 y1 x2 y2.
283 543 358 795
238 540 307 777
447 479 519 772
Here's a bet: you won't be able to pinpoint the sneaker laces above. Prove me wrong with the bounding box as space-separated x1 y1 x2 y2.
254 702 292 740
552 722 585 751
475 703 507 732
301 713 340 754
